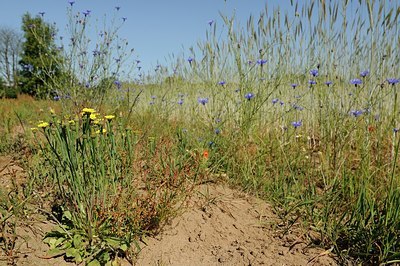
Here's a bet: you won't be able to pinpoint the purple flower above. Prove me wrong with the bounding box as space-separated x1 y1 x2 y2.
82 10 91 17
245 92 254 100
122 17 127 22
68 1 75 6
394 128 400 133
279 101 284 106
350 78 362 86
291 83 298 89
178 99 184 105
39 12 45 17
310 69 318 77
351 110 363 117
291 120 302 128
272 98 279 104
115 6 121 11
208 20 214 26
114 80 122 89
248 60 253 65
198 97 209 105
360 70 369 77
309 80 317 85
293 104 304 111
188 57 194 64
387 78 399 85
218 81 226 86
325 81 333 86
53 95 60 101
149 101 155 105
214 128 221 135
256 59 267 66
151 95 157 99
92 50 101 56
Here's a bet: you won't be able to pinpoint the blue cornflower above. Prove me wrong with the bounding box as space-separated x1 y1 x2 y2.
387 78 399 86
293 104 304 111
310 69 318 77
82 10 91 16
214 128 221 135
178 99 184 105
151 95 157 99
350 78 362 86
279 101 284 106
122 17 127 22
198 97 209 105
256 59 267 66
114 80 122 89
325 81 333 86
149 101 155 105
115 6 121 11
93 50 101 56
68 1 75 6
351 110 363 117
272 98 279 104
291 83 298 89
360 70 369 78
208 20 214 26
292 120 302 128
188 57 194 64
39 12 45 17
245 92 254 100
309 80 317 85
394 128 400 134
218 81 226 86
53 95 60 101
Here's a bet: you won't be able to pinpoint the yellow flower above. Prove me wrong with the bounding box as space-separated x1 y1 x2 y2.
89 113 97 120
95 129 107 134
37 122 50 128
93 119 102 125
104 115 115 120
31 127 38 132
49 107 56 115
68 120 75 125
82 108 96 114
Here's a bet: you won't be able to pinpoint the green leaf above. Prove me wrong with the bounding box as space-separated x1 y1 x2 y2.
46 248 66 258
73 234 83 248
87 259 101 266
63 210 72 221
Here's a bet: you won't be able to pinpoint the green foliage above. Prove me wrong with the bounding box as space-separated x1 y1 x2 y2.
19 13 63 98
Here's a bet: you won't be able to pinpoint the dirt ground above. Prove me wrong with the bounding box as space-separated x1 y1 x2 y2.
0 156 337 266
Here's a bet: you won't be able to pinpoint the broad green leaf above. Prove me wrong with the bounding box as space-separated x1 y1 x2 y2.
73 234 83 248
46 248 66 258
87 259 101 266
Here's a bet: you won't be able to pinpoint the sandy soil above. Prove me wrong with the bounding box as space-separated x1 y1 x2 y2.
0 156 337 265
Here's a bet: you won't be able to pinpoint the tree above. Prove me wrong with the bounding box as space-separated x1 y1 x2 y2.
19 13 63 97
0 26 22 88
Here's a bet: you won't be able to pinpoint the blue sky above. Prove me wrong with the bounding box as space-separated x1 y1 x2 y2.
0 0 276 73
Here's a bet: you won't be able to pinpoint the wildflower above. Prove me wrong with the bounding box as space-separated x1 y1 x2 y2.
325 81 333 86
31 128 38 132
188 57 194 64
291 120 302 128
114 80 122 89
49 107 56 115
115 6 120 11
202 150 209 159
245 92 254 100
368 125 375 132
293 104 304 111
151 95 157 99
387 78 399 86
104 115 115 120
350 78 362 86
215 128 221 135
310 69 319 77
351 110 363 117
53 95 60 101
96 129 107 134
208 19 214 26
177 99 184 105
218 81 226 86
82 108 96 114
360 70 369 78
309 80 317 85
39 12 45 17
291 83 298 89
68 120 75 125
272 98 279 104
394 128 400 134
198 97 209 105
89 113 97 120
256 59 267 66
68 1 75 6
279 101 284 106
82 10 91 17
37 122 49 128
122 17 127 22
